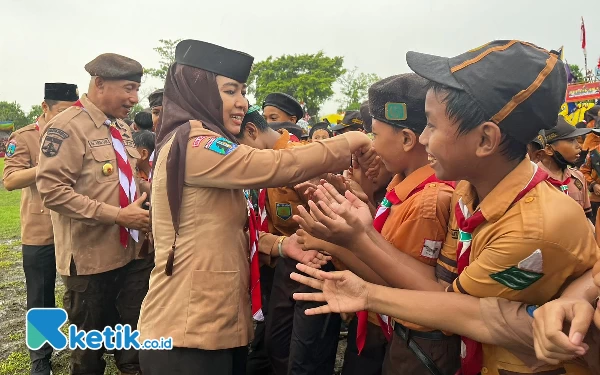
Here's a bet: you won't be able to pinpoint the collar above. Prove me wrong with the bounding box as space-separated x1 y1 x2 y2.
273 129 292 150
80 94 110 129
537 161 571 182
462 158 537 223
388 164 436 202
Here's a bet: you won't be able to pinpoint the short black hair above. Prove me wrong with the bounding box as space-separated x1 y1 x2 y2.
133 130 155 154
45 100 58 109
309 122 333 139
134 111 153 131
236 107 270 139
428 82 526 162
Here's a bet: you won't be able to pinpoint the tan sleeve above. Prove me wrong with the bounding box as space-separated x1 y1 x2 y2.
185 135 351 189
582 178 592 213
2 132 33 180
580 153 596 186
36 120 120 225
258 231 279 267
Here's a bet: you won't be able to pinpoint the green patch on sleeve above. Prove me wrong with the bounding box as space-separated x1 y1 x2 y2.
490 266 543 290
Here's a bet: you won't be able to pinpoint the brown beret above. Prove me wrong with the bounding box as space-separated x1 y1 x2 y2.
85 53 143 83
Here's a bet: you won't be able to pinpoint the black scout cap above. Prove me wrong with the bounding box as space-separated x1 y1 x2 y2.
367 73 429 133
331 111 364 132
269 121 304 140
148 89 164 108
44 83 79 102
85 53 143 83
586 106 600 121
545 116 591 143
262 93 304 123
531 130 546 148
407 40 567 143
175 39 254 83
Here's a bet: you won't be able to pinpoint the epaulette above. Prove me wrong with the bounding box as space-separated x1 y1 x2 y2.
12 124 37 135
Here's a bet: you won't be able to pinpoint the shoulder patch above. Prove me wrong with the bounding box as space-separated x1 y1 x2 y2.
192 136 209 148
276 203 293 221
42 128 69 157
5 140 16 157
421 239 442 259
490 266 543 290
574 178 583 190
204 137 237 155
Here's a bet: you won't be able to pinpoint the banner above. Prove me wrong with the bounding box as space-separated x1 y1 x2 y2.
565 82 600 102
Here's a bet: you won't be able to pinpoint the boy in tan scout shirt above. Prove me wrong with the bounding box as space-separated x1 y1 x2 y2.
295 73 460 375
37 54 150 375
535 118 592 216
2 83 77 375
295 40 599 375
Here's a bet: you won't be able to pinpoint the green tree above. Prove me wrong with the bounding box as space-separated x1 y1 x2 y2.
247 52 345 118
26 104 43 124
569 64 584 82
337 68 380 111
0 101 29 129
144 39 182 81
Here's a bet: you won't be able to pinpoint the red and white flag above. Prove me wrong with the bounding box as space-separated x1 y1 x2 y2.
581 17 587 52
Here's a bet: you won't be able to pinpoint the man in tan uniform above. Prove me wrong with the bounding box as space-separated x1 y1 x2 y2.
3 83 78 375
37 54 150 375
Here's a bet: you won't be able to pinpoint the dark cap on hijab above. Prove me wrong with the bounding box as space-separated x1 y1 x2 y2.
45 83 79 102
175 39 254 83
262 93 304 123
331 111 364 132
155 40 255 276
148 89 164 108
368 74 428 133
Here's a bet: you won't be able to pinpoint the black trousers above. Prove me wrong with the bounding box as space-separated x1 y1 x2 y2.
247 265 276 375
264 258 301 375
140 346 248 375
341 318 387 375
62 254 154 375
288 261 341 375
23 244 56 375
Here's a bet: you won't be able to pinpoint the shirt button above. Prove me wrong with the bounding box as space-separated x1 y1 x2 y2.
40 209 44 213
525 197 535 203
481 367 488 374
430 183 437 187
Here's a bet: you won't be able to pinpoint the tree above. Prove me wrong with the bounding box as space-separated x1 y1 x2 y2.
247 52 345 118
569 64 584 83
337 68 380 111
144 39 182 81
0 101 29 129
26 104 43 124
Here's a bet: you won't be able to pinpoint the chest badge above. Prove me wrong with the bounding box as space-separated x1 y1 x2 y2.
102 163 114 176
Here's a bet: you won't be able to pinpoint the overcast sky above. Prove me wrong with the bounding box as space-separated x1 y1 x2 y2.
1 0 599 116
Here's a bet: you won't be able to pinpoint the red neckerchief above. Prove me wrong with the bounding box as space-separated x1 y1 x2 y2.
246 196 263 322
546 175 571 194
73 100 138 247
356 174 455 355
453 164 547 375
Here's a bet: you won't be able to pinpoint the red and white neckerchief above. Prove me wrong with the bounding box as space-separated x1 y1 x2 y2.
546 175 570 194
356 174 454 355
73 100 139 248
245 192 264 322
35 121 40 132
257 189 269 232
453 163 547 375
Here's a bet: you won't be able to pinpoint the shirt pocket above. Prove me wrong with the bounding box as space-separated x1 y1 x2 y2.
188 270 240 335
89 146 119 184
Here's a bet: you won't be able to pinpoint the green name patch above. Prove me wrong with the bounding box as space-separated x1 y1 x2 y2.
490 266 543 291
276 203 292 221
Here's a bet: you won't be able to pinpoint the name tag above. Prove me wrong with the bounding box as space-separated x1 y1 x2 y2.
88 138 111 148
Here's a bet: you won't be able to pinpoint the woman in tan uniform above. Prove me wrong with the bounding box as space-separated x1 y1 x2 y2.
137 39 374 375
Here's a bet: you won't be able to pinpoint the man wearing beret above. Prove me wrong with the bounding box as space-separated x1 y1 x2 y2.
3 83 78 375
37 54 150 375
263 92 305 124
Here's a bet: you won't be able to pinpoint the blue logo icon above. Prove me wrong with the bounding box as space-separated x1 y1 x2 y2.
26 308 68 350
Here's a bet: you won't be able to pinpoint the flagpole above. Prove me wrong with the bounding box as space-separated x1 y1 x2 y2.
582 17 589 81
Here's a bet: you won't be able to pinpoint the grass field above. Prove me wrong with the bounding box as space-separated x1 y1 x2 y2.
0 158 119 375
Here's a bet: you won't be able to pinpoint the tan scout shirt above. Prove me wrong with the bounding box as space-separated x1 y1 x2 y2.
266 130 308 237
436 159 599 374
2 118 53 245
138 123 352 350
37 94 141 276
537 162 591 215
480 297 596 374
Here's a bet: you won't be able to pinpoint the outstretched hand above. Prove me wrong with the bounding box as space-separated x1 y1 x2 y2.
283 234 331 269
291 263 370 315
